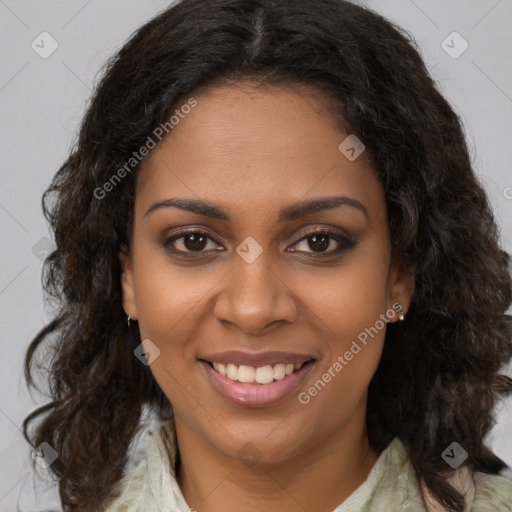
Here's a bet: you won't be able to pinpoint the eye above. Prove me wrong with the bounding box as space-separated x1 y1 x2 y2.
162 229 223 256
288 229 355 256
161 228 355 258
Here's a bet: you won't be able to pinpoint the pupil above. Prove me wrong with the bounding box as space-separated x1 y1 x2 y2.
309 235 329 252
185 233 207 251
182 234 330 253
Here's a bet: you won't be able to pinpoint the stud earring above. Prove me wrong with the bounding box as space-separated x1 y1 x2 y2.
399 311 405 322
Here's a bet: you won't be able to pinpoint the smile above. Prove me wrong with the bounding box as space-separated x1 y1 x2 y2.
199 352 316 407
208 361 312 384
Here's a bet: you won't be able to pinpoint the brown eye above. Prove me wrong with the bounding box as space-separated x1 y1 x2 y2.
162 230 222 255
306 234 331 252
289 230 355 256
161 228 355 259
181 232 208 251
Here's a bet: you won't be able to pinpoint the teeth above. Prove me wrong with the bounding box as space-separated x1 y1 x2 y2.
255 365 274 384
210 361 309 385
226 363 238 380
273 364 285 380
237 365 255 383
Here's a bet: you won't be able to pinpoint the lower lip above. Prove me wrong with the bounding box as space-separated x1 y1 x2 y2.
200 360 315 407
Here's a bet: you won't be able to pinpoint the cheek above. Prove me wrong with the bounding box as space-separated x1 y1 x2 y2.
132 248 214 343
131 255 206 409
301 249 390 339
300 251 389 397
129 253 213 398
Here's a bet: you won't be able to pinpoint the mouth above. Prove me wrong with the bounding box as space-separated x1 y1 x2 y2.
201 359 315 385
198 352 317 407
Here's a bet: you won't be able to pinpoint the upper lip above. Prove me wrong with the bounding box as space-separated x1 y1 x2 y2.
200 350 316 367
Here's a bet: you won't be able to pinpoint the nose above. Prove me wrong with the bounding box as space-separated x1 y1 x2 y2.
213 251 298 335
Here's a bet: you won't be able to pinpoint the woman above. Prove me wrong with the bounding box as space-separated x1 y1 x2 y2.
23 0 512 511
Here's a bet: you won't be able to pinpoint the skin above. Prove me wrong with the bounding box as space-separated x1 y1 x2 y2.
120 82 414 512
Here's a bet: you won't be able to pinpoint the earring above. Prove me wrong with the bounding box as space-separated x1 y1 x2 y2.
127 315 131 327
394 302 406 322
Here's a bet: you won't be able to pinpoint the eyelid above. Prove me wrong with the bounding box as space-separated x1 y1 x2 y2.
162 228 224 253
292 226 352 244
161 225 355 257
289 228 355 255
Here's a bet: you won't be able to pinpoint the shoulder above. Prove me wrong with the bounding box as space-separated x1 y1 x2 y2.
103 458 149 512
422 465 512 512
101 422 166 511
102 420 187 512
471 471 512 511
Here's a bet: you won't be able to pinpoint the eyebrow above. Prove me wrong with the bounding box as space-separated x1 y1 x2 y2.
144 195 368 222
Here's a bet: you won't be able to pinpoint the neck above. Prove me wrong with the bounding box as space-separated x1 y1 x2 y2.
174 403 379 512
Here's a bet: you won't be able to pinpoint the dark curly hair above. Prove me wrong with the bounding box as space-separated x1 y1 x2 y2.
23 0 512 511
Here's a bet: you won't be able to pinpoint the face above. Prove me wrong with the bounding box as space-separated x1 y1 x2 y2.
120 82 413 466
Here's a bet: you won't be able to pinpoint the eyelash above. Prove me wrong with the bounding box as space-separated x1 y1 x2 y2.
161 228 355 259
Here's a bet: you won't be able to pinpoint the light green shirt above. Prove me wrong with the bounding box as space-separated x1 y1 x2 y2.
105 420 512 511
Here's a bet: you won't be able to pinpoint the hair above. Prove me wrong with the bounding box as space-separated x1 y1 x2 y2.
23 0 512 511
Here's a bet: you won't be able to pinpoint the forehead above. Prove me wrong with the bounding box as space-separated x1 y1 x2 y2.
136 82 384 222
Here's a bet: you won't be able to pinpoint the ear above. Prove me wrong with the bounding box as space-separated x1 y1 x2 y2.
386 255 415 323
119 245 138 320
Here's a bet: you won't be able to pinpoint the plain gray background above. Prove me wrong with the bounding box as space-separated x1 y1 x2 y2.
1 0 511 510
